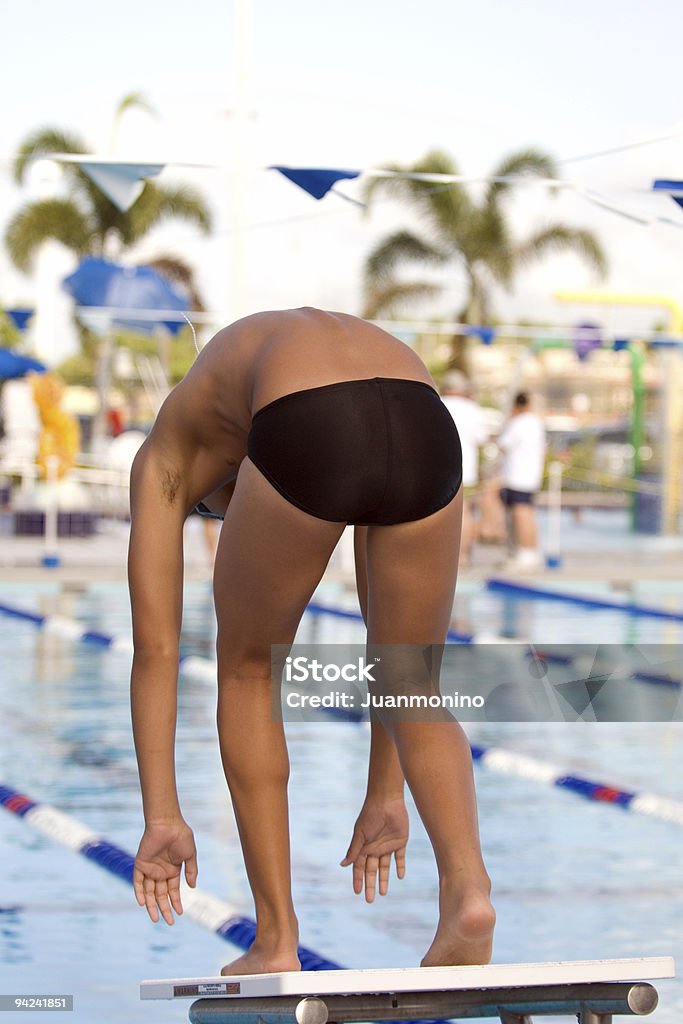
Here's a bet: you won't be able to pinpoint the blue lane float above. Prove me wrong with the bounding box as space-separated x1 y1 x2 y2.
0 595 475 647
0 783 344 970
306 601 474 643
2 598 682 825
524 647 682 689
0 783 448 1023
487 578 683 623
469 743 683 825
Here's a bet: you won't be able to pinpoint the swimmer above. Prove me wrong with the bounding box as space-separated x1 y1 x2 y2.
128 308 495 974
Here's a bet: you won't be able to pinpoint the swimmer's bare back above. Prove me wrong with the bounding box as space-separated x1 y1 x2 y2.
138 307 435 517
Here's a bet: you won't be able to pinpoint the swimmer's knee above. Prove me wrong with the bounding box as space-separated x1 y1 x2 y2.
217 651 274 687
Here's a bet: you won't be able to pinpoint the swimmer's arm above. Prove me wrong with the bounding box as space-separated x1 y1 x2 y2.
128 445 186 824
366 719 405 799
354 528 405 800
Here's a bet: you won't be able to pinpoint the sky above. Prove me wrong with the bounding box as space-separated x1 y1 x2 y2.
3 0 683 352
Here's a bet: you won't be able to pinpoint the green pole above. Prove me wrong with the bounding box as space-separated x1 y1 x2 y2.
629 342 645 532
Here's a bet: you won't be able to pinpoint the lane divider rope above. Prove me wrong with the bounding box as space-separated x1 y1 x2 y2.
0 785 443 1022
0 783 339 971
2 599 681 825
487 578 683 623
469 743 683 826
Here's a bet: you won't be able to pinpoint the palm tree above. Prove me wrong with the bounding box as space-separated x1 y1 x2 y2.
6 126 211 280
362 148 607 370
4 102 213 422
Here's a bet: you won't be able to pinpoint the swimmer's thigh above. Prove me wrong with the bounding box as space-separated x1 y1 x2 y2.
365 489 463 644
213 458 346 667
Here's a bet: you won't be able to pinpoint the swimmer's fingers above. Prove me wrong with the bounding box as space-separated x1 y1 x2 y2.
395 843 406 879
167 874 183 917
340 829 364 868
154 879 176 926
133 865 146 907
364 855 379 903
184 850 198 889
137 867 179 925
142 876 160 923
352 853 367 896
378 854 391 896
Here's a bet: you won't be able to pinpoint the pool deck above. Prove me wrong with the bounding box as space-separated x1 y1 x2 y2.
1 518 682 588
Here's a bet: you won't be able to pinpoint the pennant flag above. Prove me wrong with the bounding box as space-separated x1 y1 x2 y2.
464 326 496 345
270 166 361 200
652 179 683 210
5 308 34 332
77 162 165 211
573 322 603 362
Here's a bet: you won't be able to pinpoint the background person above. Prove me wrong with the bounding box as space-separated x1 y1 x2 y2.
440 371 489 567
496 391 546 571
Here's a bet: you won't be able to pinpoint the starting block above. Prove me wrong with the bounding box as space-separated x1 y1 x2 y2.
141 957 675 1024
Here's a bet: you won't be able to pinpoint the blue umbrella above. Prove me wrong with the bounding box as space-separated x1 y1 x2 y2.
62 257 188 335
0 348 46 380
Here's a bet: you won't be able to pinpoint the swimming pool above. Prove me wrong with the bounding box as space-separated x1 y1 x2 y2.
1 580 681 1022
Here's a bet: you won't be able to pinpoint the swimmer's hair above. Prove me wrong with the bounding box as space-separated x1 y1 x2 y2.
514 391 529 408
441 370 471 394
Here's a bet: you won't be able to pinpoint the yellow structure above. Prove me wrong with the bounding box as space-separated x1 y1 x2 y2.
556 291 683 333
30 372 80 480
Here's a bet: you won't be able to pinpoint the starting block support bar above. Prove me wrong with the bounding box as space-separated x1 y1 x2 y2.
187 981 659 1024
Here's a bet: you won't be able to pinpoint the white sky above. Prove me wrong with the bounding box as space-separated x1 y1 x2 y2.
3 0 683 338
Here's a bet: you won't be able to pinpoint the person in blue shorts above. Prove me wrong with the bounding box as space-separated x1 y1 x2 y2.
128 308 495 974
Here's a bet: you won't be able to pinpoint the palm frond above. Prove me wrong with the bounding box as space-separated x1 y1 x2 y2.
4 199 93 272
13 128 88 186
122 183 212 245
458 206 515 286
516 225 608 278
486 147 558 207
364 149 456 200
364 150 476 247
365 230 447 284
145 255 206 311
114 91 157 120
362 281 443 319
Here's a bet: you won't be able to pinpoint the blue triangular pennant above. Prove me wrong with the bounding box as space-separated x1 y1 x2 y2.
270 166 361 200
5 308 34 332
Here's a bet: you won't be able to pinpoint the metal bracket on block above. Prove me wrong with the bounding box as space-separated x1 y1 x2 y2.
579 1009 612 1024
499 1009 534 1024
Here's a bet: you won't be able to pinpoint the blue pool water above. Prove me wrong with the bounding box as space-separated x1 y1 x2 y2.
0 580 681 1022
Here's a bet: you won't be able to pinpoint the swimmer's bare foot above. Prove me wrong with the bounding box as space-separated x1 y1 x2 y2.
220 944 301 976
421 885 496 967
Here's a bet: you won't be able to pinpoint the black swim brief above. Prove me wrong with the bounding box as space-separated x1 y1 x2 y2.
499 487 535 507
243 376 462 525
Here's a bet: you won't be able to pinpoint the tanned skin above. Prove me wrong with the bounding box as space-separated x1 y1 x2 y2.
129 308 495 974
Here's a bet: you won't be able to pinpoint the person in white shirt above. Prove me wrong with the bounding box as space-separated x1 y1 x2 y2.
496 392 546 570
441 371 489 567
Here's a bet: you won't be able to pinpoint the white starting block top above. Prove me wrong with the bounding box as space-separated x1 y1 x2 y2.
141 957 675 1000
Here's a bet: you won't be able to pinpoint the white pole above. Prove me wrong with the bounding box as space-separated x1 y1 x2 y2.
229 0 252 322
42 455 61 568
545 460 563 569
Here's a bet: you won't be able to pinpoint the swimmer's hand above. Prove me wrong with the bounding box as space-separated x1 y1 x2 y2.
133 819 198 925
340 797 408 903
